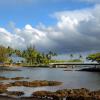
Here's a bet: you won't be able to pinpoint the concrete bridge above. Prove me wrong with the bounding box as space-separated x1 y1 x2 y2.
49 62 100 68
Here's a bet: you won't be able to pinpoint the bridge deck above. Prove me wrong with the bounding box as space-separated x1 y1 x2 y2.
50 63 100 65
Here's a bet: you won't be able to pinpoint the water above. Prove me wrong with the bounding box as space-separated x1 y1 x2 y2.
0 67 100 96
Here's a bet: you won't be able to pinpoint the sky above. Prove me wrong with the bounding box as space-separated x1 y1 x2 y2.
0 0 100 59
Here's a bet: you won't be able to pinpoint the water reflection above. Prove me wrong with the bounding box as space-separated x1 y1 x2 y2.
0 67 100 96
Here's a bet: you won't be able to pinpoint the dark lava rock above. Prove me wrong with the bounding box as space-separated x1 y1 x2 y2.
32 88 100 100
0 84 8 94
9 80 62 87
6 91 24 97
0 76 29 80
79 67 100 72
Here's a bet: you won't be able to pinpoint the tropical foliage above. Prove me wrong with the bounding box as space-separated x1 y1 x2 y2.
0 45 56 65
87 53 100 63
0 46 8 63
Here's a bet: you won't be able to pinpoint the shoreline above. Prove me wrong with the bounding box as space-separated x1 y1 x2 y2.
0 64 50 68
0 96 40 100
0 88 100 100
0 76 100 99
1 64 100 72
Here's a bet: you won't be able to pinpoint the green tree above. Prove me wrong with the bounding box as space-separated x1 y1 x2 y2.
47 51 57 60
14 49 22 57
36 53 43 64
22 46 38 65
0 45 8 63
7 46 14 56
70 54 73 60
79 54 82 59
0 45 57 66
9 59 13 64
86 53 100 63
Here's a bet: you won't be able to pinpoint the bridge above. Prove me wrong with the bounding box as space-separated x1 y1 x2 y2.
49 62 100 68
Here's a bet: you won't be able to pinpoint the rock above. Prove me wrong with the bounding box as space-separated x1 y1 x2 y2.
32 88 100 100
0 76 29 80
9 80 62 87
0 84 8 94
11 77 29 80
6 91 24 97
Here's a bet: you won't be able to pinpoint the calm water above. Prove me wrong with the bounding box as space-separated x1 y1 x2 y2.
0 67 100 96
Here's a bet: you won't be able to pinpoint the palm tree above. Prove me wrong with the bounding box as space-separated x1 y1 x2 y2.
9 59 13 64
7 46 14 56
70 54 73 60
14 49 22 57
47 51 57 60
79 54 82 59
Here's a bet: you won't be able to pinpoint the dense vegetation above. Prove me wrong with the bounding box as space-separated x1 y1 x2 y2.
1 45 100 65
0 45 56 65
0 46 8 63
87 53 100 63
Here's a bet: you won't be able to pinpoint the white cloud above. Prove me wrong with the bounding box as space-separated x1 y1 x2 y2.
0 27 25 48
0 5 100 53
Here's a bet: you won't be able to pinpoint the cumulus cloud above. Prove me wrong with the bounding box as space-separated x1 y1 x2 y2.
0 27 25 48
0 5 100 53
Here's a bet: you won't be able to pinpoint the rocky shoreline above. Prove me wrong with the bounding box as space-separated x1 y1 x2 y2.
78 67 100 72
0 78 62 97
32 88 100 100
0 76 29 80
0 88 100 100
1 78 100 99
0 80 100 100
5 80 62 88
0 73 100 100
64 67 100 72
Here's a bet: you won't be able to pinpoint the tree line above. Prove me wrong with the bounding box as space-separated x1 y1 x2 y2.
0 45 100 65
0 45 56 65
86 52 100 64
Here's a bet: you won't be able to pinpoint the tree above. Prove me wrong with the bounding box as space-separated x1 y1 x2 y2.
22 46 39 65
86 53 100 63
70 54 73 60
14 49 22 57
7 46 14 56
36 53 43 64
0 45 8 63
79 54 82 59
46 51 57 62
9 59 13 64
0 45 57 65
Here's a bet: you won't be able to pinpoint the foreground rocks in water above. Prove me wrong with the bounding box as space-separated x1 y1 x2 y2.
0 67 21 71
0 80 61 96
6 91 24 97
0 76 29 80
0 86 100 100
0 83 24 97
0 76 9 80
11 77 29 80
32 88 100 100
0 96 41 100
9 80 62 87
0 84 8 94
